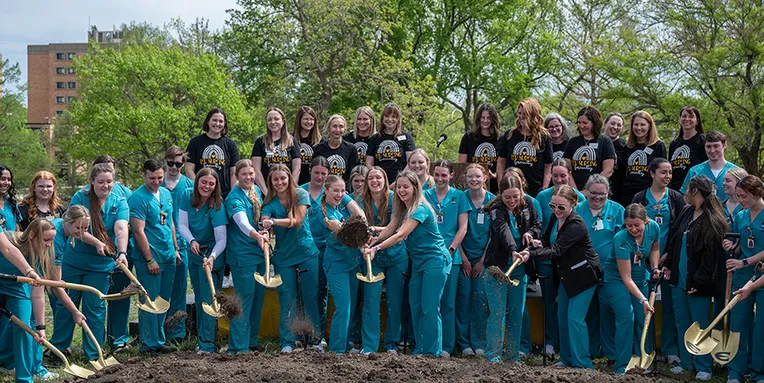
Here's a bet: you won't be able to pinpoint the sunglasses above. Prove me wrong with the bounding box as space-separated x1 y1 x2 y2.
548 202 569 212
167 161 184 168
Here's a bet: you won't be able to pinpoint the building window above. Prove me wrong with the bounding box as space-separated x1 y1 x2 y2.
55 96 66 104
68 82 76 89
67 53 76 59
68 67 75 74
56 111 65 116
55 82 65 89
67 96 76 103
56 53 65 60
56 67 66 74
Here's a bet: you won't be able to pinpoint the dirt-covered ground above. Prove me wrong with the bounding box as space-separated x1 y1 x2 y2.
74 350 669 383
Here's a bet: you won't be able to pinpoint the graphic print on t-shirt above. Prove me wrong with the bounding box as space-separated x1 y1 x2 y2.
264 147 291 168
354 142 368 162
299 142 314 164
510 141 538 166
627 150 648 176
553 150 564 161
201 145 226 170
376 140 402 161
671 145 691 171
572 145 597 171
327 154 347 176
472 142 498 165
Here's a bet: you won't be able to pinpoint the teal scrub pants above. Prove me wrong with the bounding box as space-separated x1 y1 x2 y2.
409 266 448 356
361 259 407 353
275 257 321 348
0 296 49 383
537 261 559 350
559 283 596 369
134 259 176 352
188 261 223 352
671 286 712 373
316 247 328 341
51 264 110 360
728 283 764 381
521 305 531 354
347 283 363 347
107 259 133 348
325 264 360 353
484 267 528 363
605 281 652 374
228 263 266 354
659 285 679 356
586 282 616 360
455 258 487 352
440 263 460 353
167 252 188 341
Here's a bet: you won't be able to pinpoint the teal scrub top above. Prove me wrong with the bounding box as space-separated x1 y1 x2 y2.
731 209 764 289
299 183 353 252
404 203 450 272
261 187 319 267
179 188 228 269
113 182 133 199
128 185 175 264
423 187 470 265
605 220 660 285
680 160 738 199
0 229 31 299
575 199 625 262
52 218 66 266
537 187 586 234
0 196 18 231
462 190 496 261
723 199 743 226
677 232 689 290
65 188 129 272
323 203 362 272
225 185 265 268
645 190 672 253
356 191 407 268
162 175 194 253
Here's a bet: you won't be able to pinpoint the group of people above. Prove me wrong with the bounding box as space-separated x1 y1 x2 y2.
0 101 763 383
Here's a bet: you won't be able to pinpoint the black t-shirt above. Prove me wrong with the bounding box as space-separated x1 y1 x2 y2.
552 140 568 161
669 133 707 191
458 132 499 173
343 132 372 165
295 135 317 186
610 137 628 203
367 132 416 182
18 204 67 231
619 141 668 206
562 135 616 190
250 136 301 182
313 140 359 183
186 134 241 195
498 131 553 196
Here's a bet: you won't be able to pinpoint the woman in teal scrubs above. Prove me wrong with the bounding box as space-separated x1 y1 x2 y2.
604 204 661 374
458 164 495 356
407 149 435 191
722 175 764 383
0 164 21 232
51 164 130 361
663 176 726 381
178 168 228 354
716 168 747 323
225 159 269 354
483 175 541 363
423 160 468 358
365 170 450 356
575 174 623 363
261 164 322 353
358 167 408 354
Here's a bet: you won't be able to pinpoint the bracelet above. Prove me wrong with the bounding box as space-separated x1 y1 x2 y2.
374 244 382 252
146 258 156 265
118 251 127 257
743 258 749 266
639 297 648 304
24 268 35 276
36 324 46 331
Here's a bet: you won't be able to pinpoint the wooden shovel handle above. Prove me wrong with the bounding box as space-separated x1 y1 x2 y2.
16 276 68 289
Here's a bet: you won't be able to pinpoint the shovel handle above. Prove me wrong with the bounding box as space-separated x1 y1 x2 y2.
117 262 150 297
10 275 68 289
504 258 523 278
204 265 219 306
79 321 106 362
700 279 753 340
365 252 374 279
6 314 70 367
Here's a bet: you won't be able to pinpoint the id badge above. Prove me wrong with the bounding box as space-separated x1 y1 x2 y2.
655 214 664 226
593 218 604 231
160 211 168 226
748 236 755 249
633 251 642 265
436 213 444 224
477 212 485 225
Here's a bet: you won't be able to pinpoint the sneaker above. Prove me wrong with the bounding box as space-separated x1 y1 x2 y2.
553 361 566 368
159 344 177 353
319 338 327 348
726 379 741 383
695 372 712 381
386 349 398 354
544 344 555 356
666 354 680 365
222 275 234 288
670 366 688 374
308 344 324 352
197 350 211 355
462 348 475 356
518 351 527 357
440 351 450 358
39 371 59 381
360 350 371 356
249 345 264 352
281 346 293 354
349 347 361 354
474 348 485 356
111 343 129 354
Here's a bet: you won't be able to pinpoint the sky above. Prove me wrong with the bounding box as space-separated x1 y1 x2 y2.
0 0 240 102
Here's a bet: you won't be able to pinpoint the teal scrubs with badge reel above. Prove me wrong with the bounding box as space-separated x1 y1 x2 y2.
178 170 229 354
575 175 623 362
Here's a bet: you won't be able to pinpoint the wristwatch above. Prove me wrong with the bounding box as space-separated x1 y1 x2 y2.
639 297 648 305
448 247 456 254
743 258 749 266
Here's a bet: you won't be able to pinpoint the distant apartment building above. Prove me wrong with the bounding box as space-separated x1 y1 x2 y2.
26 26 121 129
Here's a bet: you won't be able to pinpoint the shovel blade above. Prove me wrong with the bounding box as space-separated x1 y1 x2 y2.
65 364 96 379
371 272 385 283
137 296 170 314
640 351 655 369
626 355 640 371
89 359 105 370
266 275 283 288
104 356 120 367
202 302 223 318
684 322 718 355
711 330 740 365
355 272 371 283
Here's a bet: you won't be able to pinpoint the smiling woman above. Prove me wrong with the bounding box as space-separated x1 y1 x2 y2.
313 115 358 184
19 171 67 231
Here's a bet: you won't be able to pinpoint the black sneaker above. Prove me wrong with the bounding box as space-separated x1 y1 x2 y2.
159 344 177 353
249 345 264 352
111 343 128 354
42 350 62 367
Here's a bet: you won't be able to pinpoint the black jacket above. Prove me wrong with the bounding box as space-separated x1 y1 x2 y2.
664 205 721 296
529 211 602 297
632 188 686 226
484 195 541 269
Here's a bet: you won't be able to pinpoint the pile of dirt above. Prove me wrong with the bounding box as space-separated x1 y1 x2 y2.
76 351 666 382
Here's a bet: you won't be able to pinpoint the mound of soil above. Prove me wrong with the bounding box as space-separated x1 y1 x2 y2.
77 351 664 382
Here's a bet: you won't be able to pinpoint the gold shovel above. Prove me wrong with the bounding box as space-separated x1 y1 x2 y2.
0 273 137 301
0 308 94 379
116 262 170 314
684 272 761 356
356 253 385 283
202 258 223 318
710 270 740 364
254 236 282 288
79 320 120 370
626 277 661 371
493 258 523 286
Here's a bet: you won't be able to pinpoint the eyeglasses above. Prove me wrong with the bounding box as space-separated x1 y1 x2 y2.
588 191 608 197
548 202 569 212
167 161 183 168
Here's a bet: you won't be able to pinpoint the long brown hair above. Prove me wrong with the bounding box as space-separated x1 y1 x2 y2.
86 164 116 255
264 164 304 227
362 167 390 225
8 218 56 279
391 170 432 229
511 98 548 149
235 159 261 221
485 175 526 215
22 171 62 222
627 111 661 148
265 107 295 151
191 168 222 210
293 106 321 145
472 103 501 140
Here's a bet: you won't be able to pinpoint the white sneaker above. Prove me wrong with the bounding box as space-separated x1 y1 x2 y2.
670 366 687 374
349 347 361 354
462 347 475 356
281 346 294 354
222 275 234 288
440 351 450 358
518 351 527 357
360 350 371 356
544 344 555 356
553 361 566 368
474 348 485 356
695 372 712 381
319 338 327 348
309 344 324 353
666 354 680 365
197 350 211 355
386 349 398 354
39 371 59 381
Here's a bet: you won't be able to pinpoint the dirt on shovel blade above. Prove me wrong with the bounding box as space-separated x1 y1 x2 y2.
486 265 512 284
216 292 243 320
120 284 141 295
336 215 371 249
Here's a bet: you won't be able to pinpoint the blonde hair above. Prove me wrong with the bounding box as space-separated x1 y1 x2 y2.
320 175 345 224
264 164 303 227
510 98 548 149
627 111 661 148
465 163 488 190
235 159 262 221
323 114 347 138
391 170 434 229
22 171 62 223
408 148 435 189
353 106 376 138
8 218 56 279
362 167 390 225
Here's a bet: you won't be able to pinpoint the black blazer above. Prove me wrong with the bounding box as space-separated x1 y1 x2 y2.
484 195 541 269
664 205 721 297
529 211 602 297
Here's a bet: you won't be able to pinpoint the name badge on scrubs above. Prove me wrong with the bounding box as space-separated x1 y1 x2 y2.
397 135 407 141
110 207 117 215
160 211 168 226
593 218 604 231
655 214 663 225
634 250 643 265
436 213 444 224
644 147 654 155
589 143 599 149
477 212 485 225
748 236 755 249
